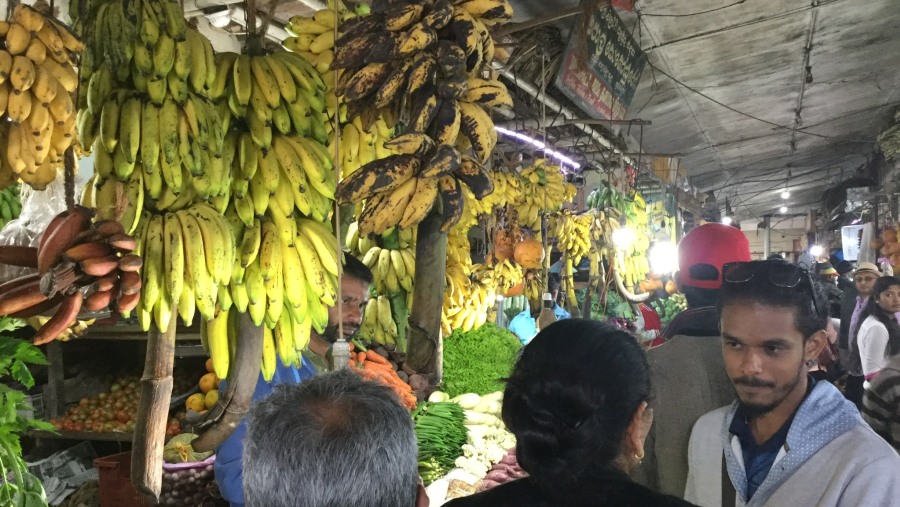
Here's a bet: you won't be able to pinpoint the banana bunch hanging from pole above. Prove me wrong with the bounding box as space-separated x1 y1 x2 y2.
514 160 577 230
0 4 83 190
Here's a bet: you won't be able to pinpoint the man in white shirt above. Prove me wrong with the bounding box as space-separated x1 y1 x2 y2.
842 262 880 406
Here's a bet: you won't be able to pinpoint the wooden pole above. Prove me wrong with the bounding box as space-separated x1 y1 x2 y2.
191 313 265 452
405 211 448 376
131 311 177 504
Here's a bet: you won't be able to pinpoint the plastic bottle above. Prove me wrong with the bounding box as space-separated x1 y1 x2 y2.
536 293 557 332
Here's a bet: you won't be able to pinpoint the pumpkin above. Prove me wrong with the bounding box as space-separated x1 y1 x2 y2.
871 237 885 250
884 242 899 255
505 281 524 296
638 280 652 293
883 228 898 243
665 280 677 295
514 238 544 269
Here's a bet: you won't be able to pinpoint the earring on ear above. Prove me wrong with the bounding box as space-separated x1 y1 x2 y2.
805 359 815 367
634 452 644 465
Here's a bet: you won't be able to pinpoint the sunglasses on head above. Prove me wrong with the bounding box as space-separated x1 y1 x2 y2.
722 261 822 318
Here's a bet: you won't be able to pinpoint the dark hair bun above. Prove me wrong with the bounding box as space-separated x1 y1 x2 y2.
501 319 651 488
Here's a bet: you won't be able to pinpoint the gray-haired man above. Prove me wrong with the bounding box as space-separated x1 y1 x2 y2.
243 369 429 507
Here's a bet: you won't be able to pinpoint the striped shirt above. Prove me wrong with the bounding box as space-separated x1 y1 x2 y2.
862 354 900 451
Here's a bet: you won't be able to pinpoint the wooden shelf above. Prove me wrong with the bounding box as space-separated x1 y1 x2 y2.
31 430 175 443
82 324 201 342
32 430 134 442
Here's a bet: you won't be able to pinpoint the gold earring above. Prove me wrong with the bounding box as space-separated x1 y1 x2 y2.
634 452 644 465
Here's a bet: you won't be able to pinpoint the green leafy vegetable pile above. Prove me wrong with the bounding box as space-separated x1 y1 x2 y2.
0 317 53 506
442 323 520 398
413 402 467 484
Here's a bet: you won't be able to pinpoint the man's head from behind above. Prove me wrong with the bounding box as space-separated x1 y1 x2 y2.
716 261 828 417
323 254 373 343
243 370 420 507
676 224 751 308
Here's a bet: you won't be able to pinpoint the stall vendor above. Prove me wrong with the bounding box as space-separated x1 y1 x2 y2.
214 255 372 507
508 273 570 344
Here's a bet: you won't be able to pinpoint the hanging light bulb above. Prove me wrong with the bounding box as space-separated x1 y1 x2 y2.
781 189 790 199
779 205 788 213
721 216 733 225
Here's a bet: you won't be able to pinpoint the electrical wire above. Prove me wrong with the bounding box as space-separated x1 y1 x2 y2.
648 62 875 142
638 0 746 18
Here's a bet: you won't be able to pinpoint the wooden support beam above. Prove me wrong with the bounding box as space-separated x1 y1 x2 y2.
405 210 448 377
131 312 177 504
191 313 265 452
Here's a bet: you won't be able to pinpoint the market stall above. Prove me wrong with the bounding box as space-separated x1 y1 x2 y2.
1 0 898 505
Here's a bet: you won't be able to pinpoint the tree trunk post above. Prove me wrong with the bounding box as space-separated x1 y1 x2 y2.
131 311 177 504
405 211 448 377
191 313 265 452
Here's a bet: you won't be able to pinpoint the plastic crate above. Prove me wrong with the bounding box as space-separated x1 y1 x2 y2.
94 452 150 507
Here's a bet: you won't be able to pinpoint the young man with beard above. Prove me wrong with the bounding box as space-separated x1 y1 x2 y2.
215 254 372 507
684 260 900 507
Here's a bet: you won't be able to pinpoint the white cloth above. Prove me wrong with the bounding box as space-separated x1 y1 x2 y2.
684 382 900 507
857 316 892 383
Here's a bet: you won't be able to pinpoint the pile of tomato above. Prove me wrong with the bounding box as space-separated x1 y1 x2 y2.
49 375 140 433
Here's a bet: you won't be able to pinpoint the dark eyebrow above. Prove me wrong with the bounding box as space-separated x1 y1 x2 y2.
761 338 793 348
721 333 742 343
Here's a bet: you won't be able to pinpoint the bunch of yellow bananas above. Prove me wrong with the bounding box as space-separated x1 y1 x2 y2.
202 303 308 383
358 295 400 347
471 260 523 295
360 244 416 296
310 0 514 235
27 316 95 342
514 160 577 230
549 211 593 266
0 4 82 190
345 221 415 258
127 203 236 333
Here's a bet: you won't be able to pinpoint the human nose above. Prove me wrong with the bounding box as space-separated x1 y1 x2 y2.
739 350 763 376
346 305 362 325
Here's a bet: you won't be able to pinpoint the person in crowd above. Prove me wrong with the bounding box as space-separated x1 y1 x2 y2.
508 273 569 344
834 260 855 290
839 262 880 406
862 353 900 451
850 275 900 388
445 319 696 507
633 224 749 496
303 254 373 372
243 370 428 507
684 260 900 506
815 263 843 318
215 255 372 507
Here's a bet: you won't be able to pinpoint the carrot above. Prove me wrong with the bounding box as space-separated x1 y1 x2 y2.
366 350 390 365
358 352 367 363
363 360 394 372
349 342 355 352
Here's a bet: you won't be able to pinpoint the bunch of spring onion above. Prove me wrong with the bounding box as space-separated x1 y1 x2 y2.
413 401 468 484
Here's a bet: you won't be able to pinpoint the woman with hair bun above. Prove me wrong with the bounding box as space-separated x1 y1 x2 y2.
445 319 696 506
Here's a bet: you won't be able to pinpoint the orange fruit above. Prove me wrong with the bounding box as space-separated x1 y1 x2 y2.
185 393 206 413
204 389 219 410
205 358 214 373
199 373 218 394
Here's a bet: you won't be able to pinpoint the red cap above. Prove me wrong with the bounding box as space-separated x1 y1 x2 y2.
677 224 751 290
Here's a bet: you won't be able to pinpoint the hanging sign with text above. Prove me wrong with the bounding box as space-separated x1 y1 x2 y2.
555 4 646 120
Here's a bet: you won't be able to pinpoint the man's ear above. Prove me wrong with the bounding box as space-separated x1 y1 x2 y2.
804 329 828 362
416 482 430 507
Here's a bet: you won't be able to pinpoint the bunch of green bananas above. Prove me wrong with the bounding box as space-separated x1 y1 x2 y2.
0 185 22 229
346 221 415 257
514 160 577 230
0 4 82 190
81 89 229 210
126 203 235 333
360 244 416 295
358 295 399 347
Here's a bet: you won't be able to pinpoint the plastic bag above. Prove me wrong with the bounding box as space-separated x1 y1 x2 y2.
0 178 73 283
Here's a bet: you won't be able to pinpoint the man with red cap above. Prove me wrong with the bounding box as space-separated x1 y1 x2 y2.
633 223 751 496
